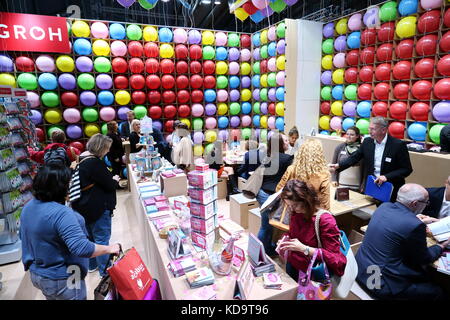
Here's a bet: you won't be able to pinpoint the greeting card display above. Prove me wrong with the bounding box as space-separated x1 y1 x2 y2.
233 260 255 300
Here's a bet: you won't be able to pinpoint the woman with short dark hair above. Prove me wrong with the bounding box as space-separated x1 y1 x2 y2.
20 165 120 300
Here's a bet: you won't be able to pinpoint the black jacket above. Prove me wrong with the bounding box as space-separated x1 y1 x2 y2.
107 132 124 162
129 131 143 154
440 124 450 153
261 153 293 194
120 121 131 139
237 149 265 180
424 187 446 219
338 135 413 202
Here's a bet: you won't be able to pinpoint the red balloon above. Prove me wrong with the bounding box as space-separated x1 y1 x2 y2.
160 59 174 74
375 63 391 81
175 44 188 59
377 22 395 42
241 34 251 47
114 75 128 89
177 90 190 104
178 105 190 118
146 74 160 89
176 61 188 74
346 50 359 66
344 67 358 83
395 39 414 59
164 105 177 119
145 58 159 73
128 57 144 73
147 90 161 104
164 120 175 133
70 141 84 153
189 45 202 59
190 61 202 74
440 31 450 52
390 102 407 120
361 28 376 46
360 47 375 64
176 75 189 89
418 10 441 34
144 42 159 57
161 75 175 89
388 122 405 139
191 90 203 103
231 129 241 141
434 78 450 100
36 128 45 142
359 66 374 82
410 102 430 121
376 43 393 62
373 102 388 117
131 91 146 104
261 60 269 74
268 103 276 115
437 55 450 76
112 57 128 73
414 58 435 78
374 83 390 100
393 82 410 100
393 61 411 80
203 61 216 74
320 102 331 114
242 2 258 15
128 41 143 57
411 80 432 100
162 91 176 104
416 34 438 56
15 56 35 72
129 74 145 90
61 92 78 107
445 8 450 28
357 83 372 100
148 106 162 119
190 75 203 89
204 75 216 89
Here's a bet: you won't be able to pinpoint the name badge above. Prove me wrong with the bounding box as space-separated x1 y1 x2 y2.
385 157 392 163
340 151 346 155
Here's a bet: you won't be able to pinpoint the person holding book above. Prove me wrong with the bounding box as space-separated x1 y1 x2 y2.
355 183 448 300
423 174 450 219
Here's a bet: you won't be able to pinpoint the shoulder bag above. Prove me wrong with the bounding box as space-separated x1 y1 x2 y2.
297 249 333 300
242 165 265 199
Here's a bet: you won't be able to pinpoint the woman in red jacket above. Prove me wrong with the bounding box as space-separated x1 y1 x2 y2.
277 179 346 281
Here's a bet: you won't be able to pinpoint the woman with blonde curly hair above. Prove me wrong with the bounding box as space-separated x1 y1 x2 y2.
276 139 331 210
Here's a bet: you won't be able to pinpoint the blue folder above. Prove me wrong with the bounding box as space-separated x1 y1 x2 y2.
364 175 393 202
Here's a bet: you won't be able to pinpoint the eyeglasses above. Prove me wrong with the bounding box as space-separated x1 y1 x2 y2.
418 200 430 206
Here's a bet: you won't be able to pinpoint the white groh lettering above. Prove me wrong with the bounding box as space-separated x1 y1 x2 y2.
13 25 26 39
30 26 45 40
129 264 145 280
0 25 10 38
48 27 62 41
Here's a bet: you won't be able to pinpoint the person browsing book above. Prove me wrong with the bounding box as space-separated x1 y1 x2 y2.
423 175 450 219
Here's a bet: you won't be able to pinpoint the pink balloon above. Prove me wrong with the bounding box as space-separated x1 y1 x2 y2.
242 115 252 127
217 90 229 102
330 116 342 130
240 49 251 62
252 0 269 10
268 26 277 41
91 22 109 39
333 53 346 68
215 32 227 46
111 41 127 56
63 108 81 123
268 116 276 129
420 0 442 10
99 107 116 122
191 103 204 117
205 117 217 129
173 28 188 44
26 91 40 108
228 62 240 75
267 58 277 72
276 71 285 86
348 13 362 31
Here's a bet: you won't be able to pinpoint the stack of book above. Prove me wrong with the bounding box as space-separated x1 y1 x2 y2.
186 267 215 288
437 253 450 275
263 273 283 290
167 256 197 277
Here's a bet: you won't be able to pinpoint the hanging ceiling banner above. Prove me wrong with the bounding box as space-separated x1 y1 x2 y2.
0 12 70 53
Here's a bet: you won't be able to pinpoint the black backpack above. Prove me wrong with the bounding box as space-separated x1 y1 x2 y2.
44 145 70 167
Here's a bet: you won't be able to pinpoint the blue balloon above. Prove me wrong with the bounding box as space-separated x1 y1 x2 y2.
407 122 427 141
98 90 114 106
104 155 111 167
218 116 229 129
229 76 240 89
342 117 355 131
252 33 261 47
253 115 261 127
252 75 261 88
38 73 57 90
276 117 285 131
204 89 216 103
123 167 127 178
320 131 330 135
109 23 126 40
216 47 228 60
332 85 344 100
73 38 92 55
242 102 252 114
268 42 277 57
250 11 264 23
398 0 418 16
357 101 372 117
276 87 285 101
347 31 361 49
159 27 173 42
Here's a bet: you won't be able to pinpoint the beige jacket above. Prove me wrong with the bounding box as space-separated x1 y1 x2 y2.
172 136 193 166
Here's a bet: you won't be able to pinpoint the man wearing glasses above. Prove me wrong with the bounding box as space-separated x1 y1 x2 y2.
423 175 450 219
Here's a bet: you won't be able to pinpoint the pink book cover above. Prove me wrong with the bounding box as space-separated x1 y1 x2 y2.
161 171 176 178
144 198 156 206
155 195 167 202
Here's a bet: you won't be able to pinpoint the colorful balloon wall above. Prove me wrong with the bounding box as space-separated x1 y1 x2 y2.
320 1 450 146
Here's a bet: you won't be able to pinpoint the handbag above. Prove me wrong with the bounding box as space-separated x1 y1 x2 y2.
94 245 123 300
242 165 265 199
297 249 333 300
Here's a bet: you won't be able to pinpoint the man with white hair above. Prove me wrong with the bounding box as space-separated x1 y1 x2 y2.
355 183 448 300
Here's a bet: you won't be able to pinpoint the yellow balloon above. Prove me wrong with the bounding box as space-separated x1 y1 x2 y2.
0 73 16 87
180 118 191 129
205 130 217 143
56 55 75 72
92 40 110 56
260 74 268 87
72 20 90 37
194 145 204 157
202 31 215 45
276 55 285 70
319 115 331 130
160 43 174 58
241 89 251 101
217 103 228 115
260 115 268 129
331 101 343 116
396 16 417 39
335 18 348 35
216 61 228 75
332 69 344 84
240 62 251 75
44 109 62 124
276 102 285 116
143 26 158 41
235 8 249 21
84 124 100 137
260 30 268 44
321 55 333 70
115 90 131 105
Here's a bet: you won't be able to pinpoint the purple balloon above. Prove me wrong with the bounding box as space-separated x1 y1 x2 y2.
241 76 251 88
118 106 131 120
66 124 82 139
230 116 240 128
30 110 42 125
334 35 347 52
261 6 274 17
321 71 332 85
268 88 276 101
254 128 260 138
253 89 261 101
117 0 136 8
253 48 261 60
276 40 286 55
343 101 357 117
96 74 113 90
323 23 335 38
228 48 240 61
58 73 76 90
284 0 298 5
230 90 240 102
433 101 450 122
0 55 14 72
260 102 268 114
153 120 162 132
205 103 216 116
219 129 229 141
80 91 97 106
75 56 93 72
188 30 201 44
193 131 204 144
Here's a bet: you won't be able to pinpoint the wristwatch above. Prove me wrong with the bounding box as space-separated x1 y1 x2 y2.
303 246 310 256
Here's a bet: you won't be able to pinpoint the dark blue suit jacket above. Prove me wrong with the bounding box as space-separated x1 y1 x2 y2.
356 202 442 297
424 187 445 219
237 150 265 179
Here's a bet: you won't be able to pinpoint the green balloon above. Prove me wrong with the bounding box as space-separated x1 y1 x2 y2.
260 129 268 142
270 0 287 13
252 62 260 74
429 124 445 144
138 0 156 9
203 46 215 60
344 84 357 100
322 39 334 54
228 33 240 47
356 118 370 135
331 132 338 136
17 73 37 90
260 88 268 101
380 1 397 22
94 57 111 73
41 91 60 107
267 73 277 87
193 118 203 130
242 128 252 140
276 22 286 38
321 86 332 100
101 123 108 135
77 73 95 90
230 102 241 115
67 22 71 36
253 102 261 114
133 105 147 119
126 24 142 40
204 143 214 155
260 45 268 59
216 76 228 89
82 107 99 122
47 125 64 138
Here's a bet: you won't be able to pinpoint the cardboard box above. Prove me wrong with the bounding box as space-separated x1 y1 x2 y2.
173 195 190 210
187 170 218 190
229 193 259 229
195 163 210 172
191 230 215 250
248 208 261 237
188 185 217 205
161 173 188 198
217 178 227 200
219 218 245 237
190 201 217 220
190 214 218 234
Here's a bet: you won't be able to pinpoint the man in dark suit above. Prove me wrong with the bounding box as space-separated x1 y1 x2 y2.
237 140 265 180
424 175 450 219
329 117 412 202
356 184 448 300
120 110 135 139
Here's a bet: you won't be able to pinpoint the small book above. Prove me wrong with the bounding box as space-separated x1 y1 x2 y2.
146 205 158 214
247 233 276 276
364 175 393 202
167 229 190 260
335 187 350 201
144 198 156 206
168 256 197 277
428 216 450 243
186 267 215 288
161 171 176 178
263 273 283 290
233 260 255 300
